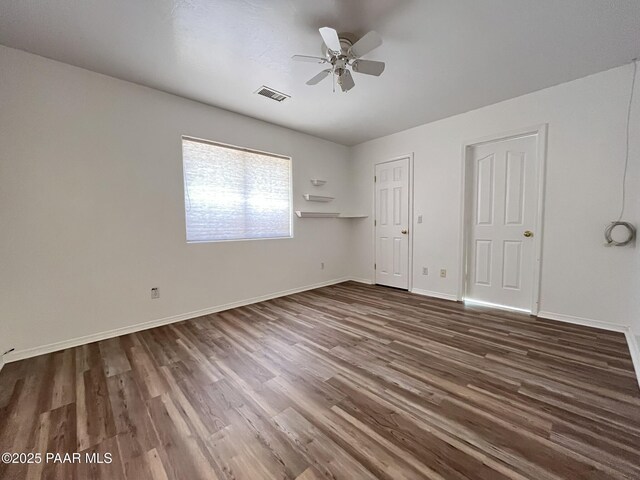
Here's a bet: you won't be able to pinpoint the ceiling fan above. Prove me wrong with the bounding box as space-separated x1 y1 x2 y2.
292 27 385 92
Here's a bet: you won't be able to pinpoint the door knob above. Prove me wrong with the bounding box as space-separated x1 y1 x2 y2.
523 230 533 238
401 229 408 234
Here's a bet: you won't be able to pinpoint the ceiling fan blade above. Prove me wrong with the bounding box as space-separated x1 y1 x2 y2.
349 31 383 58
319 27 342 54
292 55 327 64
352 59 385 76
306 69 332 85
339 69 355 92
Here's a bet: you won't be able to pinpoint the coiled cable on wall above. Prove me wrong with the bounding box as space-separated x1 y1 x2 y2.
605 59 637 246
604 221 636 246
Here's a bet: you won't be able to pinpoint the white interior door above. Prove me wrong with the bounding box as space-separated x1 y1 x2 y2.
466 134 539 311
375 158 410 289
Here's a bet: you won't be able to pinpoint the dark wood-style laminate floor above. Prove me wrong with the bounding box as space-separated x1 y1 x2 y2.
1 282 639 480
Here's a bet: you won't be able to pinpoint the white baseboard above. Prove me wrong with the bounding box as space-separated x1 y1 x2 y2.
347 277 374 285
536 311 627 333
625 330 640 390
5 279 639 391
4 277 352 363
411 288 459 302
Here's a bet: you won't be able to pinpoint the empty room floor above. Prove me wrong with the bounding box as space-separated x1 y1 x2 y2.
1 282 639 480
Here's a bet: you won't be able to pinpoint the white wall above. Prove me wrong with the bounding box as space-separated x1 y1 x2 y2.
2 45 639 362
350 63 640 329
629 112 640 383
629 62 640 355
0 46 354 358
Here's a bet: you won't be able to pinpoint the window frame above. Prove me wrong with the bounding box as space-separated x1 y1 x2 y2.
181 135 294 244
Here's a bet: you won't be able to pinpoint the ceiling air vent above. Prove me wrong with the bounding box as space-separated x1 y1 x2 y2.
254 86 290 102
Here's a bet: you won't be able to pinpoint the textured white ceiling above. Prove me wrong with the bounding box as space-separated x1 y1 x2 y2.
1 0 639 145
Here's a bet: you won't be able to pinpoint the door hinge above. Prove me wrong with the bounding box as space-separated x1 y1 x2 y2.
374 219 377 226
374 175 377 183
374 263 376 270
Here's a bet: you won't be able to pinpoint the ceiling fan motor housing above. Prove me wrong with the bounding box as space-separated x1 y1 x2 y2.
321 34 355 58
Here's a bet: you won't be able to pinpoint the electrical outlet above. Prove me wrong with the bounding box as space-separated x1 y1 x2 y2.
422 267 428 275
151 287 160 299
417 215 423 224
440 269 447 278
321 262 325 270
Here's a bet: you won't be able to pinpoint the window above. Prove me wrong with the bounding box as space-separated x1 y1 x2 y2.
182 137 292 242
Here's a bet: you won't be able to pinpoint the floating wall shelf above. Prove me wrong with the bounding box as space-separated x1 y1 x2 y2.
295 211 368 219
295 211 340 218
303 194 334 202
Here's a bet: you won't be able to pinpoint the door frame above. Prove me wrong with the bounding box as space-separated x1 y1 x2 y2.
372 153 414 291
458 124 548 315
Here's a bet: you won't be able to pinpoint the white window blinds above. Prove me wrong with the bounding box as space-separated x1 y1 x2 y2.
182 137 292 242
